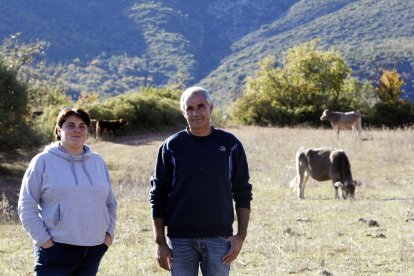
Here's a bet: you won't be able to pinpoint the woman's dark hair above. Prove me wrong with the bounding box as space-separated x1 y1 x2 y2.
54 108 91 141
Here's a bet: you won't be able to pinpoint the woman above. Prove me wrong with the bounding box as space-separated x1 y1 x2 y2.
18 108 117 275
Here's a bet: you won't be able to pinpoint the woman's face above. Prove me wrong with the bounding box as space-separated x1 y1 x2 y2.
57 115 88 153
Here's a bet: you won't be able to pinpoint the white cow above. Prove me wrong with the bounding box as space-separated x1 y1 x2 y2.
320 109 362 136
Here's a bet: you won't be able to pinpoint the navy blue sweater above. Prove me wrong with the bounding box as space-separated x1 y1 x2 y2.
150 127 252 238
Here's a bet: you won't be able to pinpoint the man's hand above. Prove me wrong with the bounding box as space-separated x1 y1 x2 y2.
222 235 244 265
157 243 172 271
222 207 250 265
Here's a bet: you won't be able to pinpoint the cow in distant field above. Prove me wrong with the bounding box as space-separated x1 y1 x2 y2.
320 109 362 136
31 110 44 119
289 147 361 199
89 119 97 137
96 119 127 140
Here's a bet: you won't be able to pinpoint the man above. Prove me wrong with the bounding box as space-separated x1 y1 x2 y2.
150 86 253 275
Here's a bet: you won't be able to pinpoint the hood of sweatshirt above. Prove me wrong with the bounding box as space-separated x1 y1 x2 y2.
44 141 94 185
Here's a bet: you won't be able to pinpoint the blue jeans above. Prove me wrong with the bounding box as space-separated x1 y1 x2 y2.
168 237 231 276
34 242 108 276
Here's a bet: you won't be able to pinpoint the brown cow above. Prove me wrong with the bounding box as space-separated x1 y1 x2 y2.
289 147 361 199
31 110 44 119
320 109 362 136
95 119 127 140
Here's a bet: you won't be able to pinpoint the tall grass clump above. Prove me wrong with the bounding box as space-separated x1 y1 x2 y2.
0 192 18 222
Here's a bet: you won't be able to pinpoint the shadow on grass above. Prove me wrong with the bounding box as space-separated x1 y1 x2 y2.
94 127 182 147
0 166 25 188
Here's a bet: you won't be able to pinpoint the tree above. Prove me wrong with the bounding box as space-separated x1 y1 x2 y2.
0 34 73 145
231 40 354 126
282 40 352 109
377 69 404 103
363 69 414 127
231 56 289 126
75 91 100 109
0 62 37 150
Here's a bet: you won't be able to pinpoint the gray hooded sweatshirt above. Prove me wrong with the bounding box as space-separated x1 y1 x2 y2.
18 142 117 247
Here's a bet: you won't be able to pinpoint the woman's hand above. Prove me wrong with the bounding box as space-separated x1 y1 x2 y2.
104 232 112 247
41 239 54 249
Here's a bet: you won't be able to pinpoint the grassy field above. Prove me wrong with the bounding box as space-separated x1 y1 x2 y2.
1 126 414 275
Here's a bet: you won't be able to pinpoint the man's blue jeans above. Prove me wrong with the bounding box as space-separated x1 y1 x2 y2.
168 237 231 276
34 242 108 276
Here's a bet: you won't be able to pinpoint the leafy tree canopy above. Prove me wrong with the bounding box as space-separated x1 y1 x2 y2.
231 40 376 126
377 69 404 103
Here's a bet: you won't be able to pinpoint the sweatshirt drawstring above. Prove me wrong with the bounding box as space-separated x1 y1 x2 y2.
82 160 94 186
54 142 93 185
70 157 94 186
70 156 79 185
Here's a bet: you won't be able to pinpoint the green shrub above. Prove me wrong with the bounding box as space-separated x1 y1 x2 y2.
0 62 41 150
365 101 414 128
86 92 185 133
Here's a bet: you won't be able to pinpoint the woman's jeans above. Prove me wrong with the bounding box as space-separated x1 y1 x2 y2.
34 242 108 276
168 237 231 276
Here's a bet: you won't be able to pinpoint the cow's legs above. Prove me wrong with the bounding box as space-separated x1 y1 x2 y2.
330 167 342 199
352 119 362 136
96 130 101 140
332 178 342 199
334 185 340 199
352 123 359 136
298 170 308 199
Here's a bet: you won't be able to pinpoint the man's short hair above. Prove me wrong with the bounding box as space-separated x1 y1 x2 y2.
180 87 213 111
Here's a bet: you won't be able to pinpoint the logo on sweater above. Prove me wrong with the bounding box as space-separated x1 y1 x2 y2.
219 146 226 152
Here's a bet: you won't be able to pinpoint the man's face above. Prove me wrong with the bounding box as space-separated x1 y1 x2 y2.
183 92 213 135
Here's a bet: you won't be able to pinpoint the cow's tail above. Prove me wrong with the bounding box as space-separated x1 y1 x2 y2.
333 151 353 184
289 175 298 191
95 120 102 140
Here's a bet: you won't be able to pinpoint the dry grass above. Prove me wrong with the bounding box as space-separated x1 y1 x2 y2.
1 126 414 275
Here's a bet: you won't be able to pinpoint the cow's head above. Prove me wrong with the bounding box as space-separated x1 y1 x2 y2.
334 180 361 199
119 119 128 126
320 109 329 121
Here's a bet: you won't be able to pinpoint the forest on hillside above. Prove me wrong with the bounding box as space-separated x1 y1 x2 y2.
0 0 413 104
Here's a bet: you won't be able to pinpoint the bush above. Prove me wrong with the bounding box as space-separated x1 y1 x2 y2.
365 101 414 128
86 92 185 133
0 62 41 150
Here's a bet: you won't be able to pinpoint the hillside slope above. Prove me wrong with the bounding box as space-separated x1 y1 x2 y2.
199 0 414 104
0 0 413 103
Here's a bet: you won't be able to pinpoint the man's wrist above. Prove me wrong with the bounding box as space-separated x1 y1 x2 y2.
236 232 247 241
155 237 167 246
